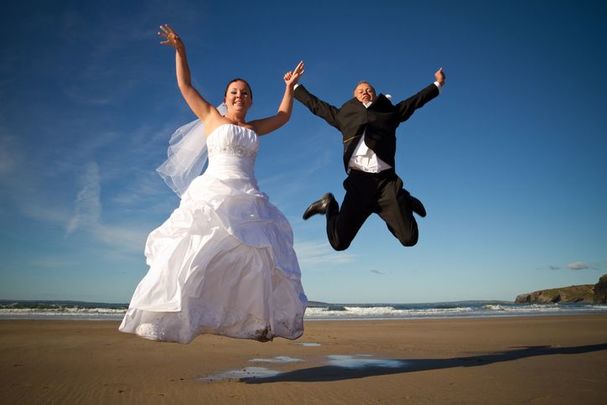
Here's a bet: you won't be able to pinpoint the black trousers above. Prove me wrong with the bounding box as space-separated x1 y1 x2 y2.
326 169 419 251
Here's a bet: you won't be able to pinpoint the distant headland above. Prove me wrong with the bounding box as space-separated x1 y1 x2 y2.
515 274 607 304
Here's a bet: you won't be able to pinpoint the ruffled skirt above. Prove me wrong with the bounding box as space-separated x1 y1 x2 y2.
119 174 307 343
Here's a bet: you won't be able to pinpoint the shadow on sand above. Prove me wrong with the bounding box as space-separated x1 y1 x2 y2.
244 343 607 384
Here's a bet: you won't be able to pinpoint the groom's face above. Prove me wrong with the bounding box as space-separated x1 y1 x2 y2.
354 83 376 104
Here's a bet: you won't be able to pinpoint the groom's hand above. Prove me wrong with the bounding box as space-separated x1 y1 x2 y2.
434 68 446 86
284 61 305 89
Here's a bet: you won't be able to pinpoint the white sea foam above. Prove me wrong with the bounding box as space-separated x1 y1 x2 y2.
304 305 474 319
249 356 303 364
0 307 125 314
2 301 607 321
482 304 560 313
0 307 127 320
584 304 607 310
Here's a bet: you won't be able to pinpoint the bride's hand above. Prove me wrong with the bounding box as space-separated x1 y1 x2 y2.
284 61 305 89
158 24 184 50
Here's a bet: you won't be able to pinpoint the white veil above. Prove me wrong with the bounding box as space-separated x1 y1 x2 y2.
156 103 227 197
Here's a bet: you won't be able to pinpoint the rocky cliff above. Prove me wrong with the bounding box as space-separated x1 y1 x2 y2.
515 274 607 304
515 284 594 304
593 274 607 304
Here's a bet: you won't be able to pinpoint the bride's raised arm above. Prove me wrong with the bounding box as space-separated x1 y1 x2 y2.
159 24 222 126
251 61 304 136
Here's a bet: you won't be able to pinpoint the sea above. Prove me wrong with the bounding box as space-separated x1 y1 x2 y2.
1 300 607 321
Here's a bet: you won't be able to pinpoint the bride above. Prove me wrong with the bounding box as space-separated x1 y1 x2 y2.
119 24 307 343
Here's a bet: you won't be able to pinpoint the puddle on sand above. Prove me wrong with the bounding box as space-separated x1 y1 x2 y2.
200 356 302 381
249 356 303 364
199 367 280 382
299 342 321 347
327 355 406 369
199 354 407 382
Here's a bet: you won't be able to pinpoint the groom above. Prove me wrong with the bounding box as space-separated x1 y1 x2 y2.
294 68 445 251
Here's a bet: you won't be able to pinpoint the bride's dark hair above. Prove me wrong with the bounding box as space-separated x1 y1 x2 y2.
224 78 253 101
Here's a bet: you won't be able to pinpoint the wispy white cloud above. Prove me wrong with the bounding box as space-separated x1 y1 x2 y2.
28 256 76 270
67 162 101 234
36 118 176 214
0 110 168 257
294 239 355 267
89 223 147 253
559 260 607 271
63 161 148 253
101 124 184 213
543 260 607 271
0 130 73 224
62 89 114 106
567 261 592 270
0 132 22 179
19 201 71 224
110 170 167 206
37 128 123 182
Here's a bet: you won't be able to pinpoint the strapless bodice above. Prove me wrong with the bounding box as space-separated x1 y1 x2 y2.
205 124 258 179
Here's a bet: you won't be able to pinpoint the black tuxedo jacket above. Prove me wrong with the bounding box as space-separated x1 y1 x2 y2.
294 83 439 172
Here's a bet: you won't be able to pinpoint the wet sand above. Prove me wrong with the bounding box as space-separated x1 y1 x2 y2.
1 315 606 404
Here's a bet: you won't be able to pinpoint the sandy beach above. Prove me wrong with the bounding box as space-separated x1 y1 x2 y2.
1 315 606 404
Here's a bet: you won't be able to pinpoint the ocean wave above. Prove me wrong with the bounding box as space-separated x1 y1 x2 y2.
584 304 607 310
0 301 128 319
0 307 126 314
1 300 606 321
305 305 475 319
481 304 561 312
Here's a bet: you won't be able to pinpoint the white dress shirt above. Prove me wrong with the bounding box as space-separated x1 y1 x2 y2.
348 103 392 173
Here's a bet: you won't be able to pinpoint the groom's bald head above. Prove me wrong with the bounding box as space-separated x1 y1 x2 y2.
353 81 376 104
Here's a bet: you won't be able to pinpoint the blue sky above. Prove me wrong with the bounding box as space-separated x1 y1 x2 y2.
1 0 606 303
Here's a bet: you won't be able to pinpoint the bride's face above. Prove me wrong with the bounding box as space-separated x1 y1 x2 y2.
224 80 252 114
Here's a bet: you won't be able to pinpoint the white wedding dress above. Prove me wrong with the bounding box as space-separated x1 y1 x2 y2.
119 124 307 343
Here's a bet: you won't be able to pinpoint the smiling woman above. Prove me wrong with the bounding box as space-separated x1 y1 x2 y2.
225 78 253 102
118 25 308 344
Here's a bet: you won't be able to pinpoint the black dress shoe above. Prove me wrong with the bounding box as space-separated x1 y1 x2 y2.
410 196 426 218
302 193 335 220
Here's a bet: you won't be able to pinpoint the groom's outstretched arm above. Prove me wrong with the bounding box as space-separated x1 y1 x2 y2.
395 68 445 123
395 84 440 123
294 85 340 129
